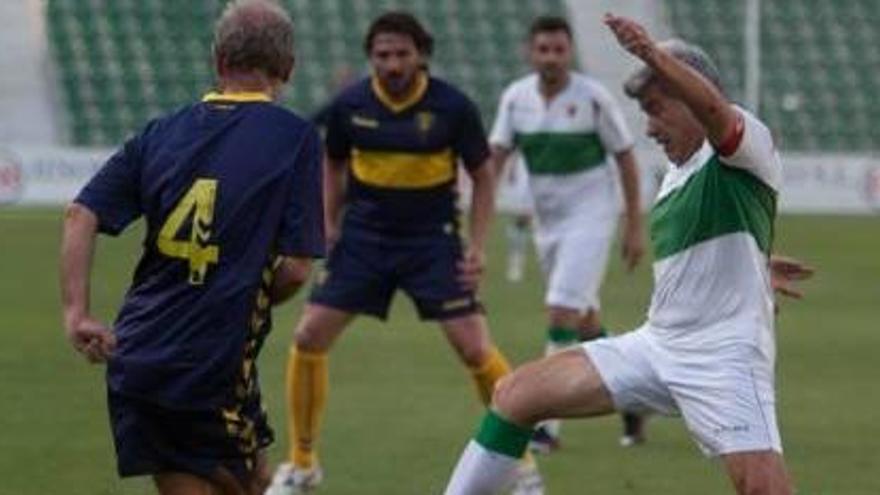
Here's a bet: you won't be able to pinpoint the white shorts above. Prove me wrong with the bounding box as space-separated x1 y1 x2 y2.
583 327 782 457
534 217 615 312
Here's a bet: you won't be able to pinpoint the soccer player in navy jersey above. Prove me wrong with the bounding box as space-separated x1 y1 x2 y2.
266 11 540 494
60 2 322 494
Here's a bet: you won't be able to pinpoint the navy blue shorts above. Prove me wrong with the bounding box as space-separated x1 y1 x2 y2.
108 389 273 486
309 231 483 320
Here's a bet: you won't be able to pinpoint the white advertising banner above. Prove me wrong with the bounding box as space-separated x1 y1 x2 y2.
1 144 878 215
0 145 111 206
780 153 880 215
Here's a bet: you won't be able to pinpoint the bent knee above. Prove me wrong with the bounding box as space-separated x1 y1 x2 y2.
293 315 333 352
491 370 543 426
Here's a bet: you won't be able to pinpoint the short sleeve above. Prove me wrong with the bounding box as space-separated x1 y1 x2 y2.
488 85 516 149
454 96 491 170
717 107 782 190
591 82 634 154
277 126 326 258
323 100 352 160
73 134 144 236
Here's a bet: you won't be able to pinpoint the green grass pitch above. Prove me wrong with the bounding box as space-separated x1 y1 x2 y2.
1 208 878 494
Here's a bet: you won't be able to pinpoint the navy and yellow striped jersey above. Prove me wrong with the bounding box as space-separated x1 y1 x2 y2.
75 92 324 410
324 73 490 234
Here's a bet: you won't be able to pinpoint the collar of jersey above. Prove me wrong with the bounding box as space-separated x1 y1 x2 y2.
370 72 428 113
202 91 272 103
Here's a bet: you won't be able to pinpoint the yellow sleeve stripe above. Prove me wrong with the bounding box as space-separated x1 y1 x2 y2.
351 147 455 189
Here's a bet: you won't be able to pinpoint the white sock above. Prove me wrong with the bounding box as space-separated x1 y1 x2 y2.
444 440 520 495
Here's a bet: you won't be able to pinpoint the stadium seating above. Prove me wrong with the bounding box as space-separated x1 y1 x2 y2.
46 0 566 146
666 0 880 151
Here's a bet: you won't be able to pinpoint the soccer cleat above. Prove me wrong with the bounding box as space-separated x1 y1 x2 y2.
527 424 561 455
264 463 323 494
509 462 545 495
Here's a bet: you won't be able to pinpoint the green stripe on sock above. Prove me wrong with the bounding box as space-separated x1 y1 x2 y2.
474 410 532 458
548 326 579 344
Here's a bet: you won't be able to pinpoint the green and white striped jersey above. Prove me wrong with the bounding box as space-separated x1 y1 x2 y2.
647 107 782 352
490 73 634 230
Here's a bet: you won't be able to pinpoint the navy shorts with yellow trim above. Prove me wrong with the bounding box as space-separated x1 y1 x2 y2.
108 389 273 485
309 230 482 320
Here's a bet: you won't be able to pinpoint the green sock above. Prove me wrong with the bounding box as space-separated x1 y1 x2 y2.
547 325 579 346
474 410 533 458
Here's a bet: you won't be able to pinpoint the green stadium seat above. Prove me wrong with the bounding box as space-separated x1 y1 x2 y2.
47 0 568 146
666 0 879 151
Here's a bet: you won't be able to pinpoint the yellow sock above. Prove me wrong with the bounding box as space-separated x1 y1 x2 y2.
286 347 328 469
469 346 512 406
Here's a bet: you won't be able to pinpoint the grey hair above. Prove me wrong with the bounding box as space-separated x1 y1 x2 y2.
213 0 294 79
623 39 725 99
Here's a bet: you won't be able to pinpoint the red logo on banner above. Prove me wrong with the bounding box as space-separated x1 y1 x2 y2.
0 148 23 204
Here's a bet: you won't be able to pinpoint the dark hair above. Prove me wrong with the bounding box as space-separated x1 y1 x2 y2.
529 15 573 40
364 11 434 56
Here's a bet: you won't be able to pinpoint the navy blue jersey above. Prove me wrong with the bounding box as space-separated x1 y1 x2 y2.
75 92 324 410
324 73 490 235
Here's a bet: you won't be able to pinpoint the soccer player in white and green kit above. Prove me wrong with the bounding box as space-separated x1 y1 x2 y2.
444 14 804 494
489 16 645 450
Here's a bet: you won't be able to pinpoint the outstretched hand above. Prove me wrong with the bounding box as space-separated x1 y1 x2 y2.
770 255 815 300
604 13 657 62
65 314 116 364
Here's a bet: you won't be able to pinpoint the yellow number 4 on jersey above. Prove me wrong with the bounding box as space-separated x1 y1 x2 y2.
157 178 220 285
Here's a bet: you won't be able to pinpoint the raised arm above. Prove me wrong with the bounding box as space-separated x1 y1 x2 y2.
605 14 741 148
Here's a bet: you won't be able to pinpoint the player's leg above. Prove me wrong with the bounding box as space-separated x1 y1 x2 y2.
722 451 792 495
271 234 395 494
444 349 616 494
672 342 789 494
505 214 531 282
439 313 512 405
272 303 353 492
577 308 647 446
535 226 617 451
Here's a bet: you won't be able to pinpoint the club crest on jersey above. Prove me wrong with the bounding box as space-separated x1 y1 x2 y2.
567 104 578 117
416 111 435 135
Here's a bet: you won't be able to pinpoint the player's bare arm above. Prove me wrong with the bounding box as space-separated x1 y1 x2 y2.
323 155 348 247
489 144 513 190
60 203 116 363
605 13 740 148
271 256 314 305
459 159 495 291
614 149 644 271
